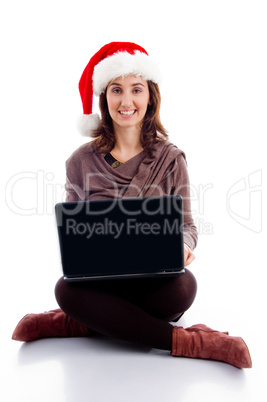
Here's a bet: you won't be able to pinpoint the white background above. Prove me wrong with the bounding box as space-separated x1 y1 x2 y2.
1 1 266 401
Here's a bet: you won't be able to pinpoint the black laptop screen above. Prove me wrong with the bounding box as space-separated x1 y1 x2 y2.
55 195 184 280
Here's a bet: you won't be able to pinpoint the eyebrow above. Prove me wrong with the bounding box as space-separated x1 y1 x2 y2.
109 82 145 87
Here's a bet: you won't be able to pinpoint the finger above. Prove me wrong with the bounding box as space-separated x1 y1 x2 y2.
185 253 195 267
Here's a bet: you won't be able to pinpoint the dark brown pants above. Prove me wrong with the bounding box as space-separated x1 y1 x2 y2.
55 269 197 351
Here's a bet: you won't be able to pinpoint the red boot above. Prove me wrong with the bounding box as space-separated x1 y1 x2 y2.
12 309 90 342
172 324 252 369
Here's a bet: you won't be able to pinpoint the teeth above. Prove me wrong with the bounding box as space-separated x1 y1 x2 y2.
119 110 135 116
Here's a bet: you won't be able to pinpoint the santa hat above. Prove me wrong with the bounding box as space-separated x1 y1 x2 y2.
77 42 161 136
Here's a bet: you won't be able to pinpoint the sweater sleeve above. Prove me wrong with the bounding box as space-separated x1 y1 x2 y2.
171 154 198 251
65 152 84 202
65 174 81 202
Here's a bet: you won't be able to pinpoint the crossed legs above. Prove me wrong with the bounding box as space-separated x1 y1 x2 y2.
12 269 252 368
55 269 197 351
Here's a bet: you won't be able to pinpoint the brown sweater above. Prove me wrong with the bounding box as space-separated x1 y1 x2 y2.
65 140 198 250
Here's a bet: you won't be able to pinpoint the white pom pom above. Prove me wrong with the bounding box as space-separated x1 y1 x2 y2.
76 114 101 136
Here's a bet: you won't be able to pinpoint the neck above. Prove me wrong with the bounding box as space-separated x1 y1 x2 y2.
111 125 143 162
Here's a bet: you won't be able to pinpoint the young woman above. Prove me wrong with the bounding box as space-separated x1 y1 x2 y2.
12 42 251 369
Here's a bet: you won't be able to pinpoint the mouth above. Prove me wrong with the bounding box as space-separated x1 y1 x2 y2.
118 110 136 116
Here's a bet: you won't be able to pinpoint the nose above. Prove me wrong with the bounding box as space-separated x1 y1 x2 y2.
120 91 133 108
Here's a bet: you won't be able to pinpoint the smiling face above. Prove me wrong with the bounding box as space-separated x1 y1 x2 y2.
106 75 150 133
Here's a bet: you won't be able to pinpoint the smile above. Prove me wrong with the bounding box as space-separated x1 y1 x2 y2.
118 110 136 116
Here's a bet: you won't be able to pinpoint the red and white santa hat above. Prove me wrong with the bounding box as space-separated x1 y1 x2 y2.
77 41 161 136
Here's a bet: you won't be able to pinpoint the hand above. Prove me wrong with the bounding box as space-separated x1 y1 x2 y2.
184 243 195 267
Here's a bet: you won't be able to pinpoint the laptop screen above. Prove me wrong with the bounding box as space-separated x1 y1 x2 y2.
55 195 184 280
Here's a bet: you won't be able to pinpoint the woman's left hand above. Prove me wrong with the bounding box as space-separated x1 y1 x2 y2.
184 243 195 267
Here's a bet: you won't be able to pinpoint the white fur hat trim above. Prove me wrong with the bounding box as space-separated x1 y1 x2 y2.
93 51 161 96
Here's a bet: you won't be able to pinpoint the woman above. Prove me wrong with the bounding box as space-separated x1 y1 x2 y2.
12 42 251 369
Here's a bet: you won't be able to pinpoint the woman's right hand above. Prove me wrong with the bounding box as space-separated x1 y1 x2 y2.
184 243 195 267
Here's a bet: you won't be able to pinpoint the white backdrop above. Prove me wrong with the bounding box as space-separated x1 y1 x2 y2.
1 1 266 401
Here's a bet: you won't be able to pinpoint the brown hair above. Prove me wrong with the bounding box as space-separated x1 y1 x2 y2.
90 81 168 157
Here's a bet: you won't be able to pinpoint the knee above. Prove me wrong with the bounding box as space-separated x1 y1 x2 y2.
158 269 197 321
55 276 71 312
181 268 197 309
184 268 197 298
173 268 197 312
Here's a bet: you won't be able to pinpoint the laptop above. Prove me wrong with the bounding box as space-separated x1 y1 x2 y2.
55 195 185 281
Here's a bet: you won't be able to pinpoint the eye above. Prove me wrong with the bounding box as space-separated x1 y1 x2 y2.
133 88 142 94
111 87 121 94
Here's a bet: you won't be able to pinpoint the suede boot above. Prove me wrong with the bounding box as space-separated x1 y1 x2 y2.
12 309 90 342
172 324 252 369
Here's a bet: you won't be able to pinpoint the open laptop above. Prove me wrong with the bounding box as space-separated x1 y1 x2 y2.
55 195 185 281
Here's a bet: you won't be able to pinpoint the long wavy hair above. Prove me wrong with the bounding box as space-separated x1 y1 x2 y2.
90 81 168 157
